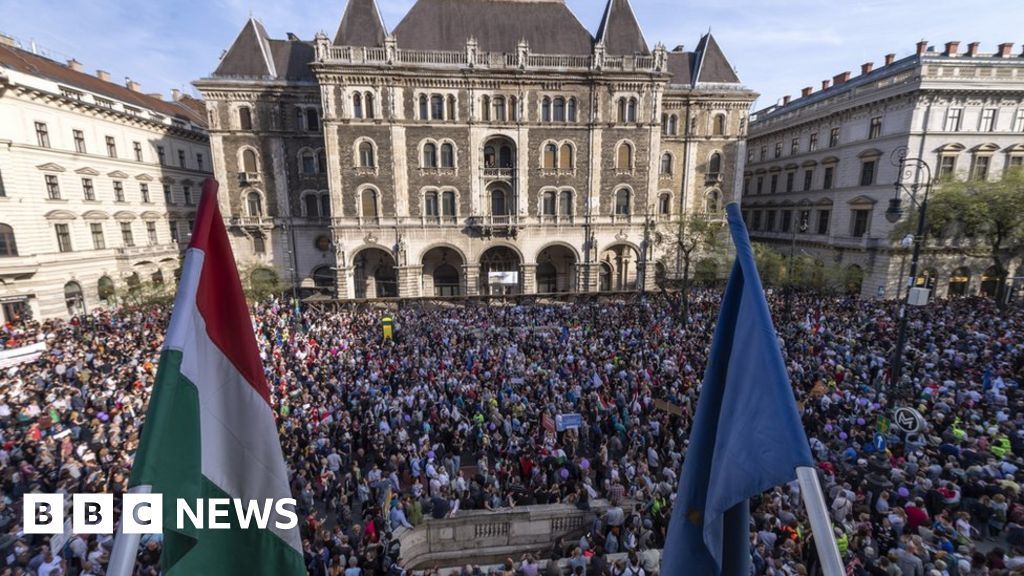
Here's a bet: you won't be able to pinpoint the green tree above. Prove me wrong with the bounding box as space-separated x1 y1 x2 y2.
245 266 287 302
908 169 1024 304
656 214 729 323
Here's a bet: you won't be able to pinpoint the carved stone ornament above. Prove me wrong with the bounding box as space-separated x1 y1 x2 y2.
364 232 378 245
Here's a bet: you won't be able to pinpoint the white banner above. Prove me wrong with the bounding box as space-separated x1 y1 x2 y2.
0 341 46 369
488 271 519 286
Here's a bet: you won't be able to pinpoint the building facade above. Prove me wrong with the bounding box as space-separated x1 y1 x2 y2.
746 40 1024 299
195 0 756 299
0 36 211 321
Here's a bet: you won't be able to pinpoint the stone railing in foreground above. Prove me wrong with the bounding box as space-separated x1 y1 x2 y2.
396 500 618 569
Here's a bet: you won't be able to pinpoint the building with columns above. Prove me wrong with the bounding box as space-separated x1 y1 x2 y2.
746 40 1024 300
195 0 756 298
0 35 211 321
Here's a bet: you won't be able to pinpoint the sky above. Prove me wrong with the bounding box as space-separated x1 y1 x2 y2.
1 0 1022 111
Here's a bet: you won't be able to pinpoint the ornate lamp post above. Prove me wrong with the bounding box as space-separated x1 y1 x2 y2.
884 146 934 395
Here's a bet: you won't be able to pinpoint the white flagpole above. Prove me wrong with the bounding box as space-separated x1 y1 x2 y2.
107 485 151 576
796 467 844 576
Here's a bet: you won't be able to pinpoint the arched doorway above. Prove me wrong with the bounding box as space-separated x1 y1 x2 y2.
64 281 85 316
844 264 864 296
125 272 142 301
353 249 397 298
948 267 970 297
98 276 116 305
536 245 577 293
599 262 613 292
598 244 640 291
981 266 1006 299
422 246 465 297
479 245 521 295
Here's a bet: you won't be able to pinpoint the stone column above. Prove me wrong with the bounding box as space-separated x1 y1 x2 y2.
639 260 658 292
521 264 537 295
336 266 353 299
580 263 600 293
397 265 422 298
463 264 480 296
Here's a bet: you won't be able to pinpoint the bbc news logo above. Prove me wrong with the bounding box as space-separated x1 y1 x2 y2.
24 494 299 534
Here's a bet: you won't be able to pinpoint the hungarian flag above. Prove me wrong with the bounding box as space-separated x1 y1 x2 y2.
121 179 304 574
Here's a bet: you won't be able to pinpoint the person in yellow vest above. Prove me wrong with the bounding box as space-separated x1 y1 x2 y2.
835 528 849 558
382 315 394 340
991 433 1011 459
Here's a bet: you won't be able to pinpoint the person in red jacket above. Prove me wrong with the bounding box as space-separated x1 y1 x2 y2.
905 497 931 532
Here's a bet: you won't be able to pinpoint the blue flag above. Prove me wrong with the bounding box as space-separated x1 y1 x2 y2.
662 203 813 576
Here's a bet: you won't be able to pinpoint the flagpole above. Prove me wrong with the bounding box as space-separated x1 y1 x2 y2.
796 467 844 576
107 484 151 576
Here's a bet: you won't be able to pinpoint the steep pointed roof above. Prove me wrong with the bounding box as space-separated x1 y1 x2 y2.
213 18 278 78
392 0 593 55
334 0 387 46
692 33 740 84
595 0 650 56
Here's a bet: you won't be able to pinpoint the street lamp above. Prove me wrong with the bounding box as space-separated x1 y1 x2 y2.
785 214 809 318
885 146 933 396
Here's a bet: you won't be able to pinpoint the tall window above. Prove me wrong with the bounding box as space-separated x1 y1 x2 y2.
774 143 783 159
430 95 444 120
945 108 962 132
178 150 186 168
659 193 671 215
246 191 262 217
709 153 722 176
359 142 375 167
809 132 818 151
1015 109 1024 133
304 194 320 218
158 146 166 165
45 175 61 199
627 98 638 123
424 190 439 218
559 144 573 170
980 109 997 132
114 181 125 202
660 153 672 175
106 136 117 158
55 223 72 252
851 209 870 237
559 190 572 216
494 97 506 122
183 185 193 206
446 95 456 121
482 96 491 121
713 114 726 136
617 98 627 123
553 97 565 122
614 188 630 216
543 143 557 169
823 166 835 190
140 183 150 203
365 93 375 119
361 189 378 219
567 98 577 122
939 155 956 178
442 190 456 218
295 108 305 131
422 143 437 168
120 222 134 247
242 149 258 173
64 282 84 316
146 221 158 245
82 178 95 201
756 177 763 195
542 191 556 216
616 142 633 171
238 106 252 130
163 185 173 204
509 96 518 122
803 169 813 191
817 210 830 235
419 95 429 120
306 108 319 132
301 151 316 174
770 174 778 194
196 154 204 172
786 171 795 193
0 224 17 256
829 128 840 148
791 138 800 156
253 234 266 254
543 97 552 123
133 141 143 161
859 160 876 186
73 129 86 153
35 122 50 147
440 143 455 168
972 155 991 181
868 117 882 140
90 223 105 250
353 93 363 118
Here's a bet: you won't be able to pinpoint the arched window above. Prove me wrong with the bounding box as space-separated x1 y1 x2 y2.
419 94 429 120
705 190 721 213
365 93 375 119
0 223 17 256
499 146 513 168
431 95 444 120
542 191 557 216
246 191 263 217
659 193 671 215
494 97 506 122
441 190 456 217
559 190 573 216
559 144 573 170
238 106 252 130
482 95 491 121
446 95 456 121
306 108 319 131
491 189 508 216
295 108 305 131
510 96 518 121
617 142 633 171
98 276 115 304
713 114 726 136
542 97 551 123
359 141 375 167
709 152 722 176
567 98 577 122
304 193 320 218
543 143 557 169
627 98 638 123
617 98 627 123
242 149 258 173
318 150 327 173
553 97 565 122
614 188 631 215
660 153 672 175
662 114 669 134
361 189 379 219
484 146 496 168
424 190 439 218
440 143 455 168
423 143 437 168
64 281 84 316
669 115 678 135
301 150 316 174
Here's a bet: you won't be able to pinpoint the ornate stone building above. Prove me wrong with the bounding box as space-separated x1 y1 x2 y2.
746 41 1024 299
0 35 211 321
195 0 755 298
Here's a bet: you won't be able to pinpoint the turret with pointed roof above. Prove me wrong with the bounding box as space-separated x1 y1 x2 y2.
214 18 278 78
595 0 649 55
334 0 388 47
692 33 740 85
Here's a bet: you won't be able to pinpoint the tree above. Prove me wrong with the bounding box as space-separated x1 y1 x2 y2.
656 214 729 323
907 168 1024 305
245 266 287 302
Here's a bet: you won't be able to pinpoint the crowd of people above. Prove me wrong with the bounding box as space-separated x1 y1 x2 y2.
1 289 1023 576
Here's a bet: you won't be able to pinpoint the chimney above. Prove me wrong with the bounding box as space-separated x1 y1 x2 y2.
126 78 142 92
944 41 960 56
967 42 980 57
801 86 813 97
885 53 896 66
821 79 831 90
832 71 851 85
998 43 1014 58
67 59 82 72
916 40 928 56
96 70 111 82
861 62 874 75
147 93 163 100
171 88 181 101
782 95 791 105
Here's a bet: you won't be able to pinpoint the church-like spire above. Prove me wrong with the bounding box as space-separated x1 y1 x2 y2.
692 33 740 85
213 17 277 78
334 0 388 47
595 0 650 55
